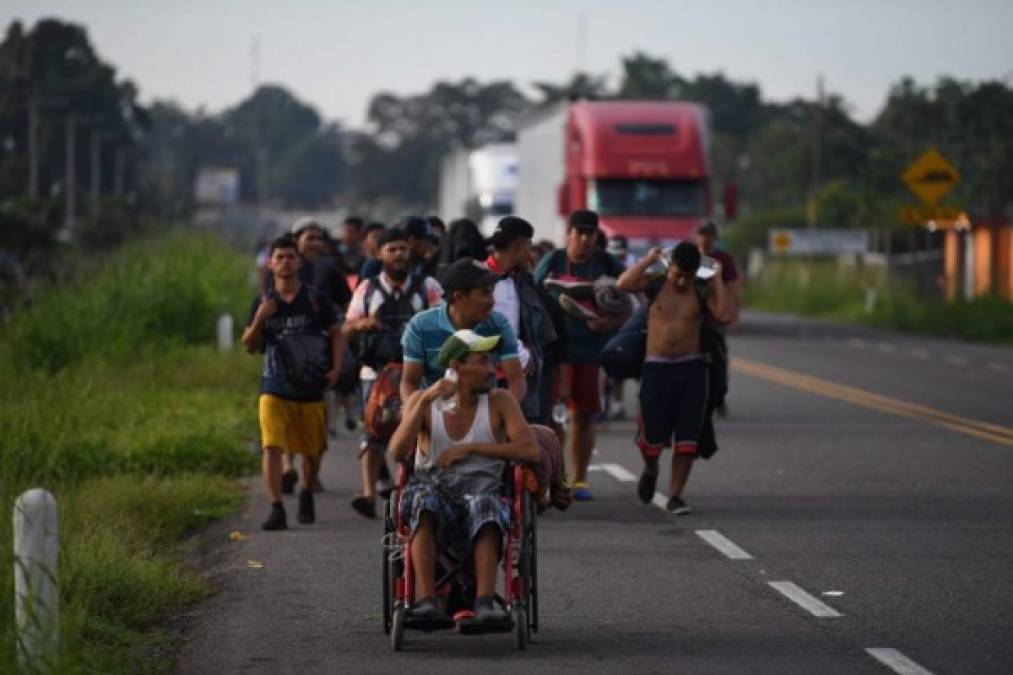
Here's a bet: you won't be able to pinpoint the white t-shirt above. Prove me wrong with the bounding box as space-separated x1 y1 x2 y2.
493 276 530 369
347 272 444 380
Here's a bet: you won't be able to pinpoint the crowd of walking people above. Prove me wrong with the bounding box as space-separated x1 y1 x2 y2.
245 209 740 540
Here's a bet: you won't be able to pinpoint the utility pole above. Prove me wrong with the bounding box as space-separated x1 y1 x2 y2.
114 147 126 197
64 114 77 235
807 75 824 229
90 131 103 216
576 15 587 73
251 35 261 89
28 92 39 199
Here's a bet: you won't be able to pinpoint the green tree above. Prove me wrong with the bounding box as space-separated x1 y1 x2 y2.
350 78 530 210
531 71 610 106
272 125 346 208
618 52 679 98
871 76 1013 215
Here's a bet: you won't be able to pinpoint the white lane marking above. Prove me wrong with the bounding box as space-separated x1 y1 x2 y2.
696 530 753 560
848 338 867 348
768 581 843 618
601 463 637 482
865 648 934 674
987 362 1008 373
587 464 605 472
652 492 668 509
909 348 929 359
878 342 898 353
945 355 968 366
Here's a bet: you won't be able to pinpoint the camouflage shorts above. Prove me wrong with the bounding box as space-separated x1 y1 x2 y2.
400 475 510 551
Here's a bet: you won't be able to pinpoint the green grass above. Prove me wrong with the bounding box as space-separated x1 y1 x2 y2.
4 231 253 374
745 260 1013 343
55 475 243 674
0 231 261 673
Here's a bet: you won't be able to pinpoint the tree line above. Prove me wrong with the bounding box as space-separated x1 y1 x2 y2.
2 18 1011 258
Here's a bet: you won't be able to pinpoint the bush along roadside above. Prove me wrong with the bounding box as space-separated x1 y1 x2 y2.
0 231 260 674
744 259 1013 344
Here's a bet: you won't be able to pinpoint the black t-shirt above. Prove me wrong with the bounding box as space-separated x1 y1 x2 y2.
534 249 625 364
302 255 352 310
247 285 338 402
410 253 438 280
359 256 382 280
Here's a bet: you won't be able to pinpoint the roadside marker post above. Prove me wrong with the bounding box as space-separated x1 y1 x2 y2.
14 489 59 673
864 288 878 314
217 313 234 352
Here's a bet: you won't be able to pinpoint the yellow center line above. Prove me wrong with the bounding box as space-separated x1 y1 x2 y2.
731 357 1013 447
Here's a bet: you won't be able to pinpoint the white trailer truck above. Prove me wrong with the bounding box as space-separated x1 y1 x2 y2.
438 143 518 234
514 104 568 245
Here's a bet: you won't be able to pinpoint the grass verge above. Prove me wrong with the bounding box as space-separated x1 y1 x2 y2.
0 231 260 673
745 259 1013 343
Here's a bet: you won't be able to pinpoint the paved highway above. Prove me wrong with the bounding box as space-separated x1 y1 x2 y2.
176 311 1013 675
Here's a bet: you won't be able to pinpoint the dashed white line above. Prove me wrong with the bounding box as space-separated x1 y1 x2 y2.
865 648 934 674
651 492 668 509
847 338 867 348
909 348 929 359
768 581 843 618
696 530 753 560
945 355 968 366
987 362 1008 373
601 463 637 482
878 342 898 353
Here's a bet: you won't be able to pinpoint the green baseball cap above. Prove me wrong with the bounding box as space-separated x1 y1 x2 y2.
437 329 501 368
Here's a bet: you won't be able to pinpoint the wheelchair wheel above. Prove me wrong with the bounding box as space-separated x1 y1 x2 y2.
382 498 394 634
391 602 406 651
512 603 528 650
529 493 539 635
383 493 401 634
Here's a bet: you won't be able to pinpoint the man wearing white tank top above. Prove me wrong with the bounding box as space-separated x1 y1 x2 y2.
389 329 539 626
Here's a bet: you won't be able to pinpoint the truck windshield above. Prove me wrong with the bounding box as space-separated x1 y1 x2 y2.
590 179 706 217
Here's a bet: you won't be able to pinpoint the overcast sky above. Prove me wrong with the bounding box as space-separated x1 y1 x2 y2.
5 0 1012 128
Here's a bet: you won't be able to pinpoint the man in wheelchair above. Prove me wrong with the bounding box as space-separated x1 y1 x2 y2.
388 329 539 627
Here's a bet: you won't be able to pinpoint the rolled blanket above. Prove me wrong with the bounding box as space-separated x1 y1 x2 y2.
530 424 570 510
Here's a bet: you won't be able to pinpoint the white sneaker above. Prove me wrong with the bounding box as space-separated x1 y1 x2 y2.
559 294 601 321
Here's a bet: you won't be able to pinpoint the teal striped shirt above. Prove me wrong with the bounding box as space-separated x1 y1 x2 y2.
401 303 519 386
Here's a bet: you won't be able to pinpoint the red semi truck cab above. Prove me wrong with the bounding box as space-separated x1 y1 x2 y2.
556 100 716 252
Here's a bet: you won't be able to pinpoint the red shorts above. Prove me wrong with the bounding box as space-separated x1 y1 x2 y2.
554 364 603 414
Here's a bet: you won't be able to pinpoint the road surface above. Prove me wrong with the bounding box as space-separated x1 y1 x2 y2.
175 310 1013 675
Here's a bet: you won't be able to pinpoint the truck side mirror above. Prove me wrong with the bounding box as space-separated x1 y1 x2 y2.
723 182 739 221
556 182 570 217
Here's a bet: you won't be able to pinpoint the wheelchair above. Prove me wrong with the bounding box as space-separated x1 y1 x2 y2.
381 462 539 651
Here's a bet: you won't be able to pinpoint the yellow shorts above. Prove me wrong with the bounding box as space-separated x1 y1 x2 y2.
258 395 327 457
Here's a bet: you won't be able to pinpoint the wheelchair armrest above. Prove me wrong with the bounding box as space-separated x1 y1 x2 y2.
396 461 413 490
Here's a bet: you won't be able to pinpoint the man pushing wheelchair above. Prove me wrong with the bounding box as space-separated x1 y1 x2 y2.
388 329 539 628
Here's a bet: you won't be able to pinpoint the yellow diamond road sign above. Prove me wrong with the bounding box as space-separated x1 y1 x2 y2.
901 148 959 207
772 231 792 252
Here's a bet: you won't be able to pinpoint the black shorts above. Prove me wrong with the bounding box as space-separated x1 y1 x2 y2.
637 358 709 458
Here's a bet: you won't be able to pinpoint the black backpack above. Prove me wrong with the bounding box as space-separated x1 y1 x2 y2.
356 275 429 370
273 289 332 393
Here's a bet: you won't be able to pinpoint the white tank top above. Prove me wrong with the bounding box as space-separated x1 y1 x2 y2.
415 394 504 494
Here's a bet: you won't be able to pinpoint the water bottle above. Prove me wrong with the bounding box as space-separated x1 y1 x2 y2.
437 369 458 413
552 401 568 427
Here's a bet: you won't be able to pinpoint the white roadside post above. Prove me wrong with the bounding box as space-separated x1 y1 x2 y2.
14 489 59 673
217 313 234 352
864 287 878 315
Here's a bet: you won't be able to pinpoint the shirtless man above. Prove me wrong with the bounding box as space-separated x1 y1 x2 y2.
616 242 731 514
